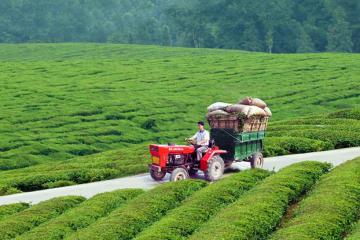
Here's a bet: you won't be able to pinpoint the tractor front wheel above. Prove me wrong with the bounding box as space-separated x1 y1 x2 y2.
150 169 166 181
205 155 225 181
250 152 264 169
170 168 189 182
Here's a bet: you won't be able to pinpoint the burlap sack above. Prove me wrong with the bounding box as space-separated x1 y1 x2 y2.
239 97 252 105
251 98 267 109
239 97 267 109
207 102 231 112
225 104 250 115
264 107 272 117
206 109 230 118
247 106 267 117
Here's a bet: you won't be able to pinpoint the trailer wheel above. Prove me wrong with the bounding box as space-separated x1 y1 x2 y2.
205 155 225 181
250 152 264 169
150 169 166 181
170 168 189 182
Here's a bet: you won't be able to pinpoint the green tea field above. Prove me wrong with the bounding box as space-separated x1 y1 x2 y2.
0 44 359 195
0 158 359 240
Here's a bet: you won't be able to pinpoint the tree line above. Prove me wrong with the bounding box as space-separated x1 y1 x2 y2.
0 0 359 53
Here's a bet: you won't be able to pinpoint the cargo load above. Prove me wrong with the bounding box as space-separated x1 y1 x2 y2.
207 102 231 112
206 97 271 133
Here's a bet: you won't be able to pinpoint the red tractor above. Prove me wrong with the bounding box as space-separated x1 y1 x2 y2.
149 127 267 182
149 140 227 182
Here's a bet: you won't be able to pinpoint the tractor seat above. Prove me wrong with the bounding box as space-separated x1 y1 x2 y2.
208 139 215 148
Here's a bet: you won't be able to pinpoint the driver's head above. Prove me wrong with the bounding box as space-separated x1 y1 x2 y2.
197 121 205 131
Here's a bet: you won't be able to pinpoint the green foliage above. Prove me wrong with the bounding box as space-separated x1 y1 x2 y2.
0 147 148 195
0 202 29 220
326 8 354 52
268 111 360 150
68 180 207 240
135 169 271 240
188 161 331 240
346 220 360 240
0 196 85 240
0 1 359 53
16 189 144 240
268 129 360 148
264 137 333 157
42 180 77 189
328 108 360 120
0 44 359 194
270 157 360 240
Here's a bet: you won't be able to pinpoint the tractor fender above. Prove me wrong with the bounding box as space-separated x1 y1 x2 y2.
200 148 227 171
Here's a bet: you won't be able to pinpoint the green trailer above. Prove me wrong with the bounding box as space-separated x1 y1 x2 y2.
211 128 265 168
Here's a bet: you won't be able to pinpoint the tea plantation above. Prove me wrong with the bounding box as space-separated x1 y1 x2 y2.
0 159 359 240
0 44 359 195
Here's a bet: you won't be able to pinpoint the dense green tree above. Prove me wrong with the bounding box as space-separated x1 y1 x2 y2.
326 8 354 52
0 0 358 53
297 27 315 53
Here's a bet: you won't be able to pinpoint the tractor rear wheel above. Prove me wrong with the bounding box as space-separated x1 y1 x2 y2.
250 152 264 169
205 155 225 181
170 168 189 182
150 169 166 181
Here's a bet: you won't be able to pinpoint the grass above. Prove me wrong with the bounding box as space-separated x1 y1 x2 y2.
270 157 360 240
188 161 331 240
0 196 85 239
0 43 359 194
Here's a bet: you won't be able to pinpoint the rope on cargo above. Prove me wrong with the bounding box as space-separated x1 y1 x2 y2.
218 128 241 142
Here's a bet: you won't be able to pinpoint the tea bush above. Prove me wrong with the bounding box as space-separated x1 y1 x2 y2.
268 111 360 150
189 161 331 240
17 189 143 240
0 44 359 195
135 169 270 240
0 196 85 239
0 147 148 195
0 202 29 220
346 220 360 240
271 157 360 240
264 137 333 157
268 129 360 148
68 180 207 240
328 108 360 120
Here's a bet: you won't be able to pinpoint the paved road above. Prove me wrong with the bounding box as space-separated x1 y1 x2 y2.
0 147 359 205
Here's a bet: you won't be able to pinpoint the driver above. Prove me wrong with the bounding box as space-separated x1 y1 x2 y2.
187 121 210 161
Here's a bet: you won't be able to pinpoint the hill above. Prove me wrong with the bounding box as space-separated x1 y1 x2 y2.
0 159 359 239
0 43 359 194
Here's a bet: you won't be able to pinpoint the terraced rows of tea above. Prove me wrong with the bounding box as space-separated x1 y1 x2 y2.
0 159 359 240
0 44 359 195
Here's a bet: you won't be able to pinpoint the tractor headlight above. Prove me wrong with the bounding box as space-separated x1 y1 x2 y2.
151 156 160 164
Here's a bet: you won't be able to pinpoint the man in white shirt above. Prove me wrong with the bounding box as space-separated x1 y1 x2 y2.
187 121 210 161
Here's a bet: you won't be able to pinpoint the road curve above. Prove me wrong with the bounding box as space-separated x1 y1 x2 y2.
0 147 359 205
